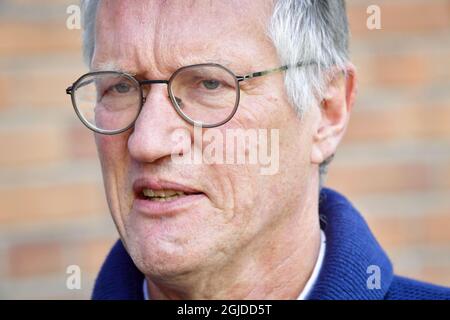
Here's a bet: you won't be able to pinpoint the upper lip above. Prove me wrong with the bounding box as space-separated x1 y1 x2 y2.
132 177 202 198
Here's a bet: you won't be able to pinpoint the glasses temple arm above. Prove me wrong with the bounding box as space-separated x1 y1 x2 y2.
236 61 316 82
66 79 96 95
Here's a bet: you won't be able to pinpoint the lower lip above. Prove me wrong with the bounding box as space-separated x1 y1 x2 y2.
132 194 205 217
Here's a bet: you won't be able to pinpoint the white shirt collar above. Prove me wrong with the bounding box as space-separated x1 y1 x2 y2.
297 230 326 300
143 230 326 300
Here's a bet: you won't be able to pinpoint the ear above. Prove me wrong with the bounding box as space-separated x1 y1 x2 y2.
310 64 357 165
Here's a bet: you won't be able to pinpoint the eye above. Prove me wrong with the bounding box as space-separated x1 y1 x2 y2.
113 82 132 93
201 79 220 90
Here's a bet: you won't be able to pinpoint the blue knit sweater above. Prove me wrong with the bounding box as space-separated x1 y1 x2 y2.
92 188 450 300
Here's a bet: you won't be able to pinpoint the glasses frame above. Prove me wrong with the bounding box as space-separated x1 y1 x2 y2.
66 62 310 135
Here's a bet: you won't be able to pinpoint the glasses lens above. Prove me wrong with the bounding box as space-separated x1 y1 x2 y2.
73 72 141 133
170 65 238 126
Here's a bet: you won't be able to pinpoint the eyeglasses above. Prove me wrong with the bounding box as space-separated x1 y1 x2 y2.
66 62 310 135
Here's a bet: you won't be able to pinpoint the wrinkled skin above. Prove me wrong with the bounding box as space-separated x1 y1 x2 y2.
92 0 356 299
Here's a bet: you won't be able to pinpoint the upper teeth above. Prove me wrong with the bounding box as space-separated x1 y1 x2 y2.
142 189 185 198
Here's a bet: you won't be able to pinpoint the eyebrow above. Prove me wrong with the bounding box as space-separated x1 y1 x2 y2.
91 56 253 78
91 61 125 73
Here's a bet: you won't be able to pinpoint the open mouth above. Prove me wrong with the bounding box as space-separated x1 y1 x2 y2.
136 187 203 203
132 179 205 216
140 189 189 202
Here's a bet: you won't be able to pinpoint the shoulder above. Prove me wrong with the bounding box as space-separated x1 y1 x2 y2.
385 275 450 300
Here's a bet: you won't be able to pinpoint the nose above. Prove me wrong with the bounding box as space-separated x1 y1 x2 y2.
128 84 192 164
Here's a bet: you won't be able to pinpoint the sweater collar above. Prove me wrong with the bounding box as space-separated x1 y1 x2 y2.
92 188 393 300
308 188 393 299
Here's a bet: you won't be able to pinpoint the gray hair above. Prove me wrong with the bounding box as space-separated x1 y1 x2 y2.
80 0 350 185
268 0 350 186
81 0 98 66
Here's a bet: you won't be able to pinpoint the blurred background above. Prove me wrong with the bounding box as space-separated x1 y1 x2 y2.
0 0 449 299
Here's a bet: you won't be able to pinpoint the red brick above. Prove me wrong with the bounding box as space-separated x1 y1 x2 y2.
420 265 450 287
0 125 68 167
372 53 429 87
366 216 421 249
68 125 98 159
0 76 12 110
0 182 108 226
79 238 116 273
327 163 432 196
348 1 450 38
423 214 450 244
5 67 84 109
0 22 82 57
346 104 450 142
8 242 63 278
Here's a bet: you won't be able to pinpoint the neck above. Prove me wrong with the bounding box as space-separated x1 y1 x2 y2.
146 184 321 300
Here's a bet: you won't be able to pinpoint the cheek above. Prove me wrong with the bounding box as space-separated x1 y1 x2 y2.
234 96 274 128
95 133 132 198
241 92 313 211
236 87 291 132
95 133 134 231
95 132 130 164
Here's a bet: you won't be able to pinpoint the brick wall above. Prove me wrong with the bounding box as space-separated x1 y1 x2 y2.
328 0 450 287
0 0 449 299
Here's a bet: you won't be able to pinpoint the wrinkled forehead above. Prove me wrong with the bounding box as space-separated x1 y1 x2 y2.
93 0 275 74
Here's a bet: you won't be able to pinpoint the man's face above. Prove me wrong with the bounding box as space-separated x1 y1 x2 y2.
93 0 318 278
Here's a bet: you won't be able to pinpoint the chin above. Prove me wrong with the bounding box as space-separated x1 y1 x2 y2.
134 245 202 279
123 216 218 278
